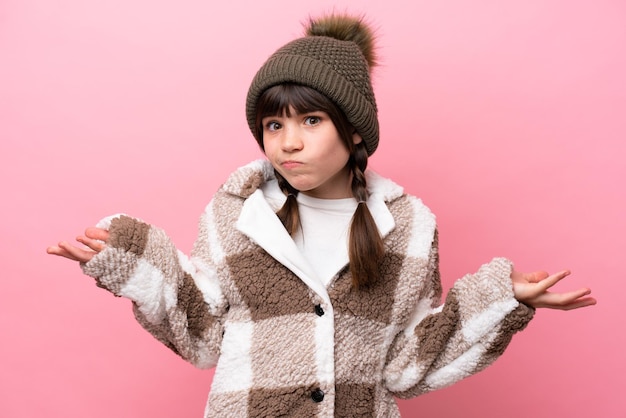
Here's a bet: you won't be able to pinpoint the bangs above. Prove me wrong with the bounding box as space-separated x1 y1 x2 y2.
256 84 334 120
256 83 336 129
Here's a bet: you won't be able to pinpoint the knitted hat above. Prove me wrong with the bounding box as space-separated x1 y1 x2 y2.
245 15 379 156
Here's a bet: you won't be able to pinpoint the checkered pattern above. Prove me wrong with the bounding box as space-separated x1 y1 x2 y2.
82 160 534 417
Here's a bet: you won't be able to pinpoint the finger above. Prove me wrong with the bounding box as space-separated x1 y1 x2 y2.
46 245 78 261
535 288 595 310
563 297 597 310
77 235 106 253
57 241 96 263
533 270 571 292
543 296 597 311
47 244 82 262
85 227 110 242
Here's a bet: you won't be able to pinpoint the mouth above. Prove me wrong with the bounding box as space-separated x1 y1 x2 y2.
281 160 302 169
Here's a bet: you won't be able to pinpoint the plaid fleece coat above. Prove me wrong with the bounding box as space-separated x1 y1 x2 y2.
82 159 534 417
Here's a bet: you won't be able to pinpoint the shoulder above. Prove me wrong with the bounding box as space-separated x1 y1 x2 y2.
199 159 274 222
368 170 437 258
220 159 275 198
367 169 435 222
365 170 403 201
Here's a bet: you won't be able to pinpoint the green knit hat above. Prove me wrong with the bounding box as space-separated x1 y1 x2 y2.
245 15 379 156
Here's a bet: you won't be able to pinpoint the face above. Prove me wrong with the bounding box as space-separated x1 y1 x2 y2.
262 108 362 199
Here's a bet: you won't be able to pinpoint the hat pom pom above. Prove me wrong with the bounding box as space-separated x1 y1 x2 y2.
305 14 377 69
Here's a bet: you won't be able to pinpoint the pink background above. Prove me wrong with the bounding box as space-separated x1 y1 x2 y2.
1 0 624 417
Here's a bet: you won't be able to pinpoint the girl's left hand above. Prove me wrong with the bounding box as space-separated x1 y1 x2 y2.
47 227 109 263
511 270 597 310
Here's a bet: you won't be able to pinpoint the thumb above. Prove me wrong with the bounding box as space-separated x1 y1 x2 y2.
527 271 549 283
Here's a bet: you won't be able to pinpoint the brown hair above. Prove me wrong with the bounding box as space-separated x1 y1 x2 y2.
254 83 385 288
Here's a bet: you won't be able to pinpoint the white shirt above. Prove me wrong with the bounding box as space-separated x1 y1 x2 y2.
261 180 357 286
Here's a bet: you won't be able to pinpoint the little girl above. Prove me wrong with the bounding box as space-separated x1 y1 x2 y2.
48 14 595 418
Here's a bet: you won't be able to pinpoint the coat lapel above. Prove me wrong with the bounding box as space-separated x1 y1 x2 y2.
230 160 404 301
236 188 331 303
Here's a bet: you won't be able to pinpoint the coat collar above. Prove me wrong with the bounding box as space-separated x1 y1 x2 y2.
222 159 405 202
228 160 403 302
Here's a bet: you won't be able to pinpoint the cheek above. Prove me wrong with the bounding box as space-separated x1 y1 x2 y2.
322 149 350 172
261 138 276 155
324 141 350 162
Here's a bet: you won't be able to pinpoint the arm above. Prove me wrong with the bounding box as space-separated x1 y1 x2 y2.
382 244 596 398
383 233 534 398
47 213 227 369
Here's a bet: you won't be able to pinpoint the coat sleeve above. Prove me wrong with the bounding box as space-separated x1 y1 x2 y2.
81 211 228 369
382 232 535 398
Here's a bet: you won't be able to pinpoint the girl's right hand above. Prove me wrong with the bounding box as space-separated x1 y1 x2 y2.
511 269 596 310
47 227 110 263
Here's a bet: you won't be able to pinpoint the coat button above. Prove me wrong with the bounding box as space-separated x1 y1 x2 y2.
314 304 324 316
311 388 324 402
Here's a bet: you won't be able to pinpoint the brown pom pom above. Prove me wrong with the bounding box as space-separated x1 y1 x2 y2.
305 14 377 69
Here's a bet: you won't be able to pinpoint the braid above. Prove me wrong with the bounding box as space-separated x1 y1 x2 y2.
350 143 369 202
348 143 385 288
274 169 300 235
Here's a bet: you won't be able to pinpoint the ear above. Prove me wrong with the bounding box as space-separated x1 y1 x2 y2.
352 132 363 145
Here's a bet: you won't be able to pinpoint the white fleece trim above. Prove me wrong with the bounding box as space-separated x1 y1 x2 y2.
210 321 254 393
365 170 404 201
364 169 407 239
366 192 396 238
314 304 336 384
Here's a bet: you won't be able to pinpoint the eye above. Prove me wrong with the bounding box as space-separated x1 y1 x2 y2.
264 121 281 132
304 115 321 126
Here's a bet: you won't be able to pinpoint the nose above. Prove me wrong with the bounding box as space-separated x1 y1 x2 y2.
281 125 303 152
